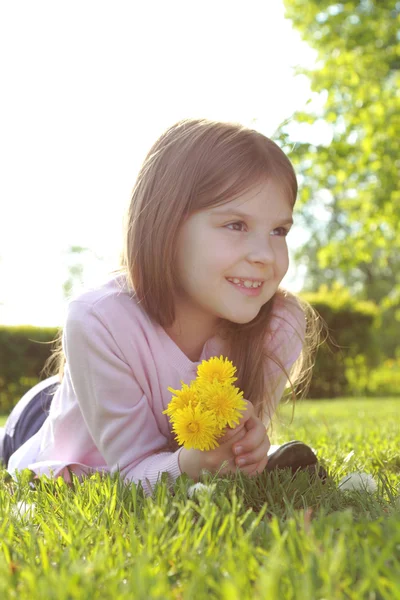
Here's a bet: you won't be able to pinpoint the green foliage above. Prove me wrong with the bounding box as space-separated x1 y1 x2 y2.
0 398 399 599
301 284 379 397
0 325 59 413
62 245 90 300
281 0 400 354
345 356 400 397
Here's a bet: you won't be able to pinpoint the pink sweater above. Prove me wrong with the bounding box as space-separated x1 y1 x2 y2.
8 274 305 494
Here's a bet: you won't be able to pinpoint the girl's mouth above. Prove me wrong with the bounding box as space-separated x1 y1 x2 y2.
225 278 264 296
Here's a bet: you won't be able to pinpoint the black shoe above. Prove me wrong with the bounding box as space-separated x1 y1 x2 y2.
266 440 328 481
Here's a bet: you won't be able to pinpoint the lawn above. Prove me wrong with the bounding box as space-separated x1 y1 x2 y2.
1 398 399 599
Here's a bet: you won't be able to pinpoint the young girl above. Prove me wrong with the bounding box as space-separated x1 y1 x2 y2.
2 118 323 495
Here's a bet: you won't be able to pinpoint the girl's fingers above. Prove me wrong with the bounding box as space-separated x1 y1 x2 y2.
240 453 270 477
243 413 259 431
238 448 270 476
234 437 270 469
219 400 255 445
218 422 246 444
232 423 270 457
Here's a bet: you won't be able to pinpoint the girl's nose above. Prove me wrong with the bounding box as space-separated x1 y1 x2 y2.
247 235 275 265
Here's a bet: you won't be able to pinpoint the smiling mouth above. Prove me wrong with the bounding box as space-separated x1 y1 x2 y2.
226 277 264 289
225 278 265 296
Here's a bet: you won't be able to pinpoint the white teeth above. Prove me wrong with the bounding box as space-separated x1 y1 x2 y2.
227 278 263 288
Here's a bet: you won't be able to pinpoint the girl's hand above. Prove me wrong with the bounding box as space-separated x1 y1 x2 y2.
178 400 269 480
221 400 271 476
179 423 247 480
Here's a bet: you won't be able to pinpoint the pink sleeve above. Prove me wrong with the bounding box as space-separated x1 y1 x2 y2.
263 295 306 422
64 301 182 495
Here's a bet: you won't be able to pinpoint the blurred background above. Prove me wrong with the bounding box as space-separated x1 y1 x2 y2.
1 0 399 404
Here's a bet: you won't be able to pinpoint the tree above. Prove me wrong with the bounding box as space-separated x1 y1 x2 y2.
280 0 400 306
280 0 400 356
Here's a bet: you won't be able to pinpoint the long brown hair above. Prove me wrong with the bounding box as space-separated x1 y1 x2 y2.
44 118 322 423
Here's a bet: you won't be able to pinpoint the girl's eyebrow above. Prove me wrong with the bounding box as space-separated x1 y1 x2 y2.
211 208 294 225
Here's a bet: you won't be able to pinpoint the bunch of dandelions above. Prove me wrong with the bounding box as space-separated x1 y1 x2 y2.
163 355 247 451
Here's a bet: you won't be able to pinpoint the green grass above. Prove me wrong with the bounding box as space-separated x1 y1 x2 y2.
1 398 399 599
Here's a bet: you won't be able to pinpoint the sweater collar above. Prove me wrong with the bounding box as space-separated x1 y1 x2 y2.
155 324 221 374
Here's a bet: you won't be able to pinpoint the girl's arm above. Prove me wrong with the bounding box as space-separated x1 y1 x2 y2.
64 301 183 495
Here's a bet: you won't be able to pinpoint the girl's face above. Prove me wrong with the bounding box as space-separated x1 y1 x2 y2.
173 178 293 334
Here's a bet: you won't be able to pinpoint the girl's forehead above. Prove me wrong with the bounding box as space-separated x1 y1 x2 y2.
209 178 293 213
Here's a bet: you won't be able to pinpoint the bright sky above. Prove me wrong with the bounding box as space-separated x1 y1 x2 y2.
0 0 318 326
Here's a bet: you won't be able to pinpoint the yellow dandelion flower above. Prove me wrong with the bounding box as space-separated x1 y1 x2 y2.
171 404 220 451
162 382 199 418
196 355 237 386
201 381 247 429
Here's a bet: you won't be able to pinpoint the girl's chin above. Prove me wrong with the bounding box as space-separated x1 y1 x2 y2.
224 306 264 324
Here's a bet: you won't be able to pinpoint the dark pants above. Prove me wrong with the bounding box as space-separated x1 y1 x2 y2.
2 378 60 467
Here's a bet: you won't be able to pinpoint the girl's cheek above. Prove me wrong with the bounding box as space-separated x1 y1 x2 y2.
215 237 241 257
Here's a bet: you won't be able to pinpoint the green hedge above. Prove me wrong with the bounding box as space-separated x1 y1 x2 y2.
301 284 379 398
345 356 400 397
0 325 60 414
0 287 392 415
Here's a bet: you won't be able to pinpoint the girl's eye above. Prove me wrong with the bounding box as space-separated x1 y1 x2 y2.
225 222 290 236
226 221 246 232
271 227 289 237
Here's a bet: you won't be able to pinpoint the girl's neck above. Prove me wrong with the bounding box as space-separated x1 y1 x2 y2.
163 314 221 363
